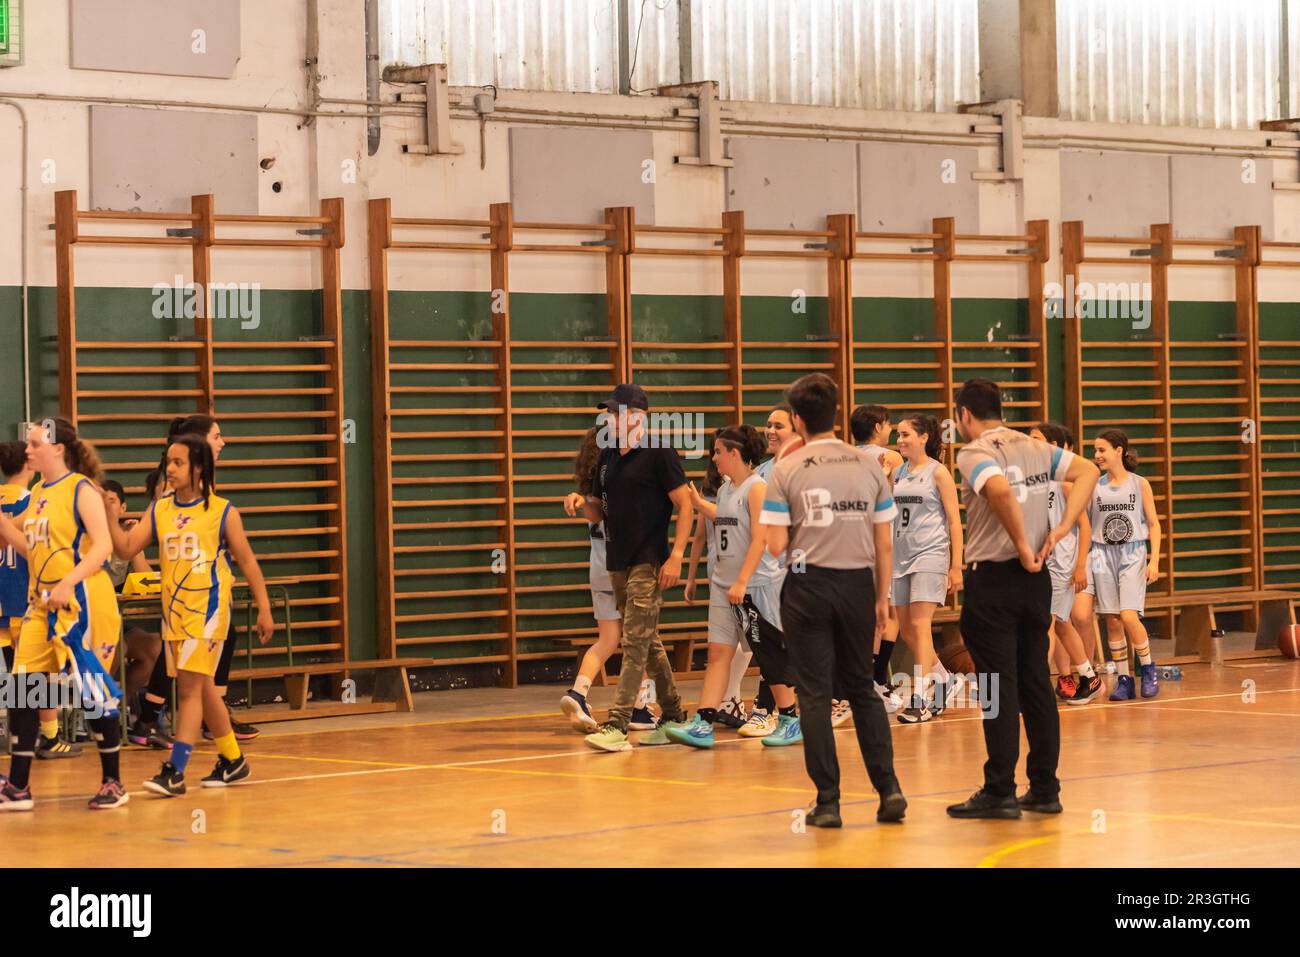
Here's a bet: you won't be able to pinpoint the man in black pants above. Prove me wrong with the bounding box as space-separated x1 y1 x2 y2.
584 384 694 752
760 373 906 828
947 378 1099 819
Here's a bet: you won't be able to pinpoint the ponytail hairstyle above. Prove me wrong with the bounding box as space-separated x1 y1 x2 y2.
701 429 724 497
572 426 602 497
147 414 218 500
1035 421 1075 451
899 413 943 461
49 417 104 484
0 441 26 480
850 404 890 444
170 434 216 510
1097 428 1139 472
716 424 767 468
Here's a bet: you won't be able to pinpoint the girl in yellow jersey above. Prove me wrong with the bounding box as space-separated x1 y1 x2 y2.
0 419 127 811
0 441 82 759
109 434 273 795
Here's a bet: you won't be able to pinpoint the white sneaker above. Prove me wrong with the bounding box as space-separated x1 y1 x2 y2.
738 708 777 738
874 682 902 714
830 699 852 728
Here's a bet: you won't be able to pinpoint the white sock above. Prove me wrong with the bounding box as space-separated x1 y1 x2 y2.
1076 661 1095 679
930 661 950 683
634 678 655 709
1113 657 1131 676
572 674 592 697
723 648 752 702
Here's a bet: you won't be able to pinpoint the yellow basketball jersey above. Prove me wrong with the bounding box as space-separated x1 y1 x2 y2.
21 471 99 601
151 492 234 643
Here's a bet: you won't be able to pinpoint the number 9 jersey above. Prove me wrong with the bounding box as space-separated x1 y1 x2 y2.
147 492 235 647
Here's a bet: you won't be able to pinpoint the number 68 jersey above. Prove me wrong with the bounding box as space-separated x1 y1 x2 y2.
147 493 235 643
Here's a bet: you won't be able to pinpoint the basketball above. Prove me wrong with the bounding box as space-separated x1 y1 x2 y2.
1280 625 1300 660
938 642 975 676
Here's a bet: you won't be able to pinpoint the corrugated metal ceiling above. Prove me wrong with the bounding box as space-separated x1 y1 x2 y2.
1057 0 1285 130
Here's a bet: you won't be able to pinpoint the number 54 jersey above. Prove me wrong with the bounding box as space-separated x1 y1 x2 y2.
148 493 235 644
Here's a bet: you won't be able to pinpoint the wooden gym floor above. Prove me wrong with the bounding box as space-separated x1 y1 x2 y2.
5 659 1300 868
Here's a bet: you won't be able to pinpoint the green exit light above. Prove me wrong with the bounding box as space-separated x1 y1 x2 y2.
0 2 9 56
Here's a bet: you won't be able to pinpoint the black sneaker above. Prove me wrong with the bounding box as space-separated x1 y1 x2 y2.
1017 791 1063 814
204 707 261 742
127 719 172 750
805 802 842 829
877 791 908 823
143 762 186 797
896 696 933 725
202 755 251 787
87 778 129 810
1069 674 1104 706
36 734 83 759
714 696 747 729
946 788 1021 819
229 711 261 742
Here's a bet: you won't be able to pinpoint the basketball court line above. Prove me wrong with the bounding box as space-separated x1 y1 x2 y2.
35 685 1300 807
250 681 1300 742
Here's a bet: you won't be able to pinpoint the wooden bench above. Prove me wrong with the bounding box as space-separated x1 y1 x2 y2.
912 590 1297 672
1144 589 1297 664
229 657 446 722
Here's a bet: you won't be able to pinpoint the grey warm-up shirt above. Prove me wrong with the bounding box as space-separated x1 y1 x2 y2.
957 426 1075 564
760 439 898 570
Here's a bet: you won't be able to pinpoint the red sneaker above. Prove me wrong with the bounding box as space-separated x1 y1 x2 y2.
1055 675 1078 701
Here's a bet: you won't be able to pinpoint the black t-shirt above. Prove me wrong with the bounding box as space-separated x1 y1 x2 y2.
591 444 689 572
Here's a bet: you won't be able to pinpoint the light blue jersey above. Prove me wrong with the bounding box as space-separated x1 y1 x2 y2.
891 459 950 576
712 473 781 588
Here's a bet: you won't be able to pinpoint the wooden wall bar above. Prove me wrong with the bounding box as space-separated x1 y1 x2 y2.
55 189 350 678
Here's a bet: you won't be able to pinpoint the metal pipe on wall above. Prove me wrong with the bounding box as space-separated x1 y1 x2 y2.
0 99 30 427
365 0 381 155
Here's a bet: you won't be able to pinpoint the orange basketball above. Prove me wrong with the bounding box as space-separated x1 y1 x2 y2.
777 435 805 462
938 643 975 675
1279 624 1300 660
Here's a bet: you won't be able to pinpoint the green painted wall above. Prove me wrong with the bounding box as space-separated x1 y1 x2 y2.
2 284 1295 673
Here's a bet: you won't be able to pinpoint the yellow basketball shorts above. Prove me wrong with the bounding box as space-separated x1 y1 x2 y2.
164 637 225 678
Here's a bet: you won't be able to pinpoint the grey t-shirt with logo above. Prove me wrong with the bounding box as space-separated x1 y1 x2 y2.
760 439 898 570
957 426 1075 564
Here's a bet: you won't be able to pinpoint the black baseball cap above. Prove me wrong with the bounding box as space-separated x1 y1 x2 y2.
597 383 649 412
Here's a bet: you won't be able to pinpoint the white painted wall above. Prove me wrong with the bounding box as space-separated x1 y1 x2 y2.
0 0 1297 303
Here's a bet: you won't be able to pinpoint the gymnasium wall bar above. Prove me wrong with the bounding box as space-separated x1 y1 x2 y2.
54 190 351 682
368 201 1084 677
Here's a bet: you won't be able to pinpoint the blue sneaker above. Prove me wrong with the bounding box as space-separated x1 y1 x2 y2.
1139 663 1160 698
761 714 803 747
560 690 598 732
629 707 658 731
1109 674 1136 701
664 714 714 749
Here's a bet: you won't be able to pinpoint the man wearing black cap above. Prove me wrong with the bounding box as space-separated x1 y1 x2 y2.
584 384 695 752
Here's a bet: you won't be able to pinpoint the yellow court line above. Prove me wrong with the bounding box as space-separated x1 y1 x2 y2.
441 764 707 787
1138 706 1300 719
978 835 1061 868
228 750 429 769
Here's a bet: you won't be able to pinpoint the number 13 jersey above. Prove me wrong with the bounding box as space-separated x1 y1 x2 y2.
148 493 235 643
